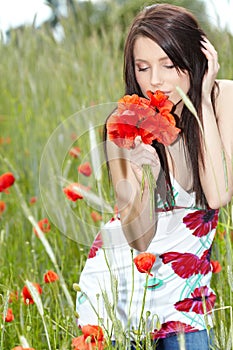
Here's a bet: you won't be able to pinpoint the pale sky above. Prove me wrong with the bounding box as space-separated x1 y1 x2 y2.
0 0 232 34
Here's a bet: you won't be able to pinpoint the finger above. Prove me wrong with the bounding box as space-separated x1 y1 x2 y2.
201 38 219 64
201 37 217 52
201 45 219 73
130 151 160 167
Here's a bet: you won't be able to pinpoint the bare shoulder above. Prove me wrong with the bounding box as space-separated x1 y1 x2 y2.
216 79 233 91
216 79 233 106
216 79 233 121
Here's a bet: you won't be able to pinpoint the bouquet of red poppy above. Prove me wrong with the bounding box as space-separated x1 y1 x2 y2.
107 90 181 214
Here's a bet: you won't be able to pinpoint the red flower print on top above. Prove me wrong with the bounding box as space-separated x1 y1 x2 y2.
88 232 103 259
160 252 200 278
152 321 198 339
174 286 216 314
183 209 219 237
199 249 212 275
160 249 212 278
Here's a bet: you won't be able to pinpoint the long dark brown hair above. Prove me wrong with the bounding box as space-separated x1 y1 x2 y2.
104 3 218 207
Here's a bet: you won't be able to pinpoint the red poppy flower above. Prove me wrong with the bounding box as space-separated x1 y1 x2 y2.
22 283 42 305
72 335 86 350
43 270 59 283
29 196 37 205
88 232 103 259
160 248 211 278
118 93 149 106
78 162 92 177
174 286 216 314
211 260 222 273
3 308 14 322
139 113 180 146
63 183 89 201
134 252 156 276
69 146 81 158
0 172 15 193
90 211 102 223
72 325 105 350
152 320 198 339
82 325 104 342
107 90 180 150
107 94 154 149
72 335 105 350
183 209 219 237
33 218 51 237
0 200 6 215
107 111 140 149
147 90 173 112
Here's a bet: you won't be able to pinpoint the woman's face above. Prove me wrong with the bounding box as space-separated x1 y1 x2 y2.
134 36 190 107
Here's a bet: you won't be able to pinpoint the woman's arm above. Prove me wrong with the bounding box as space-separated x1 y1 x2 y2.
106 136 160 251
199 39 233 208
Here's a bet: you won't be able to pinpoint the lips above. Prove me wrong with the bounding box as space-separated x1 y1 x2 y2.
160 91 171 96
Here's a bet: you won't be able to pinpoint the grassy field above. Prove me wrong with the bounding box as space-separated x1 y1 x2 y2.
0 1 233 349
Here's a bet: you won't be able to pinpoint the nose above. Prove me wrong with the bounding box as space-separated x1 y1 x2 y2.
150 68 163 87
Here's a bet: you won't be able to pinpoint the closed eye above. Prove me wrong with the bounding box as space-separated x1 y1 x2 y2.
137 67 149 72
164 64 175 69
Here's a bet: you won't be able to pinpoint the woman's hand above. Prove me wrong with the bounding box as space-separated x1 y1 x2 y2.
201 37 220 100
130 136 161 183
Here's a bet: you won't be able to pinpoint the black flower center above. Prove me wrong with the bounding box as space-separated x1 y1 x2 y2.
202 209 216 223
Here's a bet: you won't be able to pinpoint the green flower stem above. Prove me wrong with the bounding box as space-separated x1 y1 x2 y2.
136 273 149 349
141 165 157 219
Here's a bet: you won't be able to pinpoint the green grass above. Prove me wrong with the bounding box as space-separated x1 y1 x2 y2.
0 1 233 349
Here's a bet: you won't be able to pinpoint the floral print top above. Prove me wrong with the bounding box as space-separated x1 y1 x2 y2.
76 176 219 339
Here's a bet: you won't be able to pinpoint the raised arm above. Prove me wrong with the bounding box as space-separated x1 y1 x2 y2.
199 38 233 208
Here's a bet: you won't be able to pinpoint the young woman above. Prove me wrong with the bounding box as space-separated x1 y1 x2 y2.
76 4 233 349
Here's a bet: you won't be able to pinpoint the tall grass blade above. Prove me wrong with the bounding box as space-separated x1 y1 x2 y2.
89 122 102 182
0 155 74 309
25 280 52 350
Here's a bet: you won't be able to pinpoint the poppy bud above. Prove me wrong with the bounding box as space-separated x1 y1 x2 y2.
133 252 156 276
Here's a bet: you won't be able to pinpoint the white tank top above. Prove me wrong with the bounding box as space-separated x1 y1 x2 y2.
76 175 219 339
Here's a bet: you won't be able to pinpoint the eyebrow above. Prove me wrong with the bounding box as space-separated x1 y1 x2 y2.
134 57 170 63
